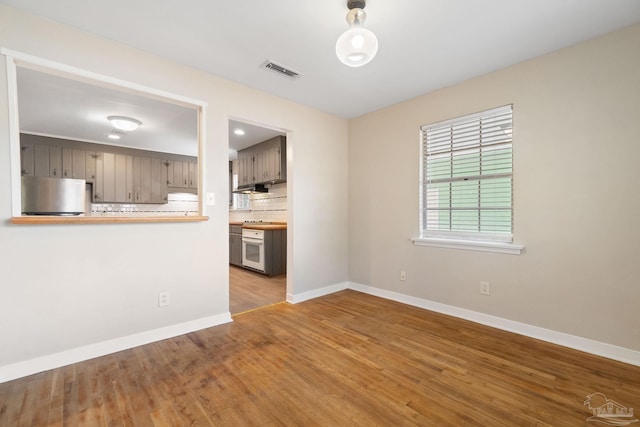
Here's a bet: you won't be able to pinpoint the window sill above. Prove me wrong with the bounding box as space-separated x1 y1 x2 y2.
411 237 524 255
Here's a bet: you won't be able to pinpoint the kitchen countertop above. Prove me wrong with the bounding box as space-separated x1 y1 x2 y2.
230 221 287 230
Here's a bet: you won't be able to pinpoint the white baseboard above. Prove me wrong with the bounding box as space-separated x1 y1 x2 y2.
0 312 232 384
348 282 640 367
287 281 349 304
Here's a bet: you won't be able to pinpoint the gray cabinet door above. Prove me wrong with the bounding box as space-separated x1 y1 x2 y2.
188 161 197 189
20 142 34 176
74 150 88 180
237 149 254 186
166 160 174 187
86 151 102 183
114 154 133 203
181 160 189 188
133 156 152 203
150 157 168 203
229 227 243 266
92 152 104 202
61 148 73 178
99 152 116 202
49 145 61 178
173 160 186 188
33 143 50 177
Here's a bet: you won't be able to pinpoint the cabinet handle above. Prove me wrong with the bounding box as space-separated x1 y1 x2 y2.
136 193 139 200
63 170 68 177
52 168 57 177
128 193 132 200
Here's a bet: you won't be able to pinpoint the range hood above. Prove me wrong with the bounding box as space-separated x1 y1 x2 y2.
233 184 268 194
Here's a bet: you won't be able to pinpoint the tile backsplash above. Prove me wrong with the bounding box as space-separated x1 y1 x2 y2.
229 183 287 223
90 192 199 216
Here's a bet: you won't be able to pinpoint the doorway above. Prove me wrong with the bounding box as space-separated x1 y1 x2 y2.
228 119 288 315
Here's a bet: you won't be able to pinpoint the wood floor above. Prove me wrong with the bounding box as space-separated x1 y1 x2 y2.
1 290 639 426
229 266 286 315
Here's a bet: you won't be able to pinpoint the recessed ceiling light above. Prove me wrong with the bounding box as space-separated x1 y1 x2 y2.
108 115 142 132
234 128 245 136
108 133 121 140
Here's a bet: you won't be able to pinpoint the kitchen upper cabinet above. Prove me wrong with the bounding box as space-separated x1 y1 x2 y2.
237 136 286 186
133 156 152 203
237 148 255 187
94 152 136 203
188 161 197 190
20 141 35 176
131 156 166 204
60 148 87 180
166 160 197 190
167 160 186 188
49 145 61 178
19 134 194 205
258 137 285 183
114 154 134 203
75 150 88 180
84 151 103 183
21 142 62 178
33 143 50 177
150 157 168 203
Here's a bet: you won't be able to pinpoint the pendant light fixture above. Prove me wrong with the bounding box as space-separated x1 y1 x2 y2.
335 0 378 67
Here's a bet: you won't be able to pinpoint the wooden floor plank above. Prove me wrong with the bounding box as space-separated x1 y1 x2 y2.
229 266 285 315
1 290 640 426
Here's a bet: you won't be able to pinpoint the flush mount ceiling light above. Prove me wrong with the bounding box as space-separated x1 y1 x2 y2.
233 128 245 136
107 115 142 132
336 0 378 68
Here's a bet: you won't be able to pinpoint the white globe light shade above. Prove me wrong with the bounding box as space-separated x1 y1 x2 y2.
336 26 378 67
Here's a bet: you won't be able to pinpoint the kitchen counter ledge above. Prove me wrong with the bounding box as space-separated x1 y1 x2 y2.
229 221 287 230
11 215 209 225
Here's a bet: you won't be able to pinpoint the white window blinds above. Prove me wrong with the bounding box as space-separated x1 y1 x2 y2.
421 105 513 242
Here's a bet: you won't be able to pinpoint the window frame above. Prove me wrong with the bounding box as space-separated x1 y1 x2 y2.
412 105 523 255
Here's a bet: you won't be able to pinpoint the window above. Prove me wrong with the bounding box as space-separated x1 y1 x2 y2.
232 174 250 210
420 105 514 244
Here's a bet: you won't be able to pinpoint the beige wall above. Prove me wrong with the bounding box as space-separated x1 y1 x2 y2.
0 5 348 374
348 24 640 351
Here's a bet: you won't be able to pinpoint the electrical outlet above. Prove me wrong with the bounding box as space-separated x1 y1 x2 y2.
480 281 490 296
400 271 407 281
158 292 170 307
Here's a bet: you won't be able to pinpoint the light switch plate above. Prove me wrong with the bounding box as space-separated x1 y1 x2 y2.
206 192 215 206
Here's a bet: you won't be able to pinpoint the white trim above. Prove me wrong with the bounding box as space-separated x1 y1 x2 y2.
287 281 349 304
412 237 524 255
0 313 232 384
348 282 640 367
5 54 21 217
1 47 209 217
0 48 208 108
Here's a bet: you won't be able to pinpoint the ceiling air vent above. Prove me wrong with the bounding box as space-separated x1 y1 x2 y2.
261 60 301 80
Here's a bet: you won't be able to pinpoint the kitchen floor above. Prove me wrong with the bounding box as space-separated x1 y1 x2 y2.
229 266 286 315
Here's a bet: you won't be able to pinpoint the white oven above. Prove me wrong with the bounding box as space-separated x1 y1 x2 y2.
242 228 265 272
